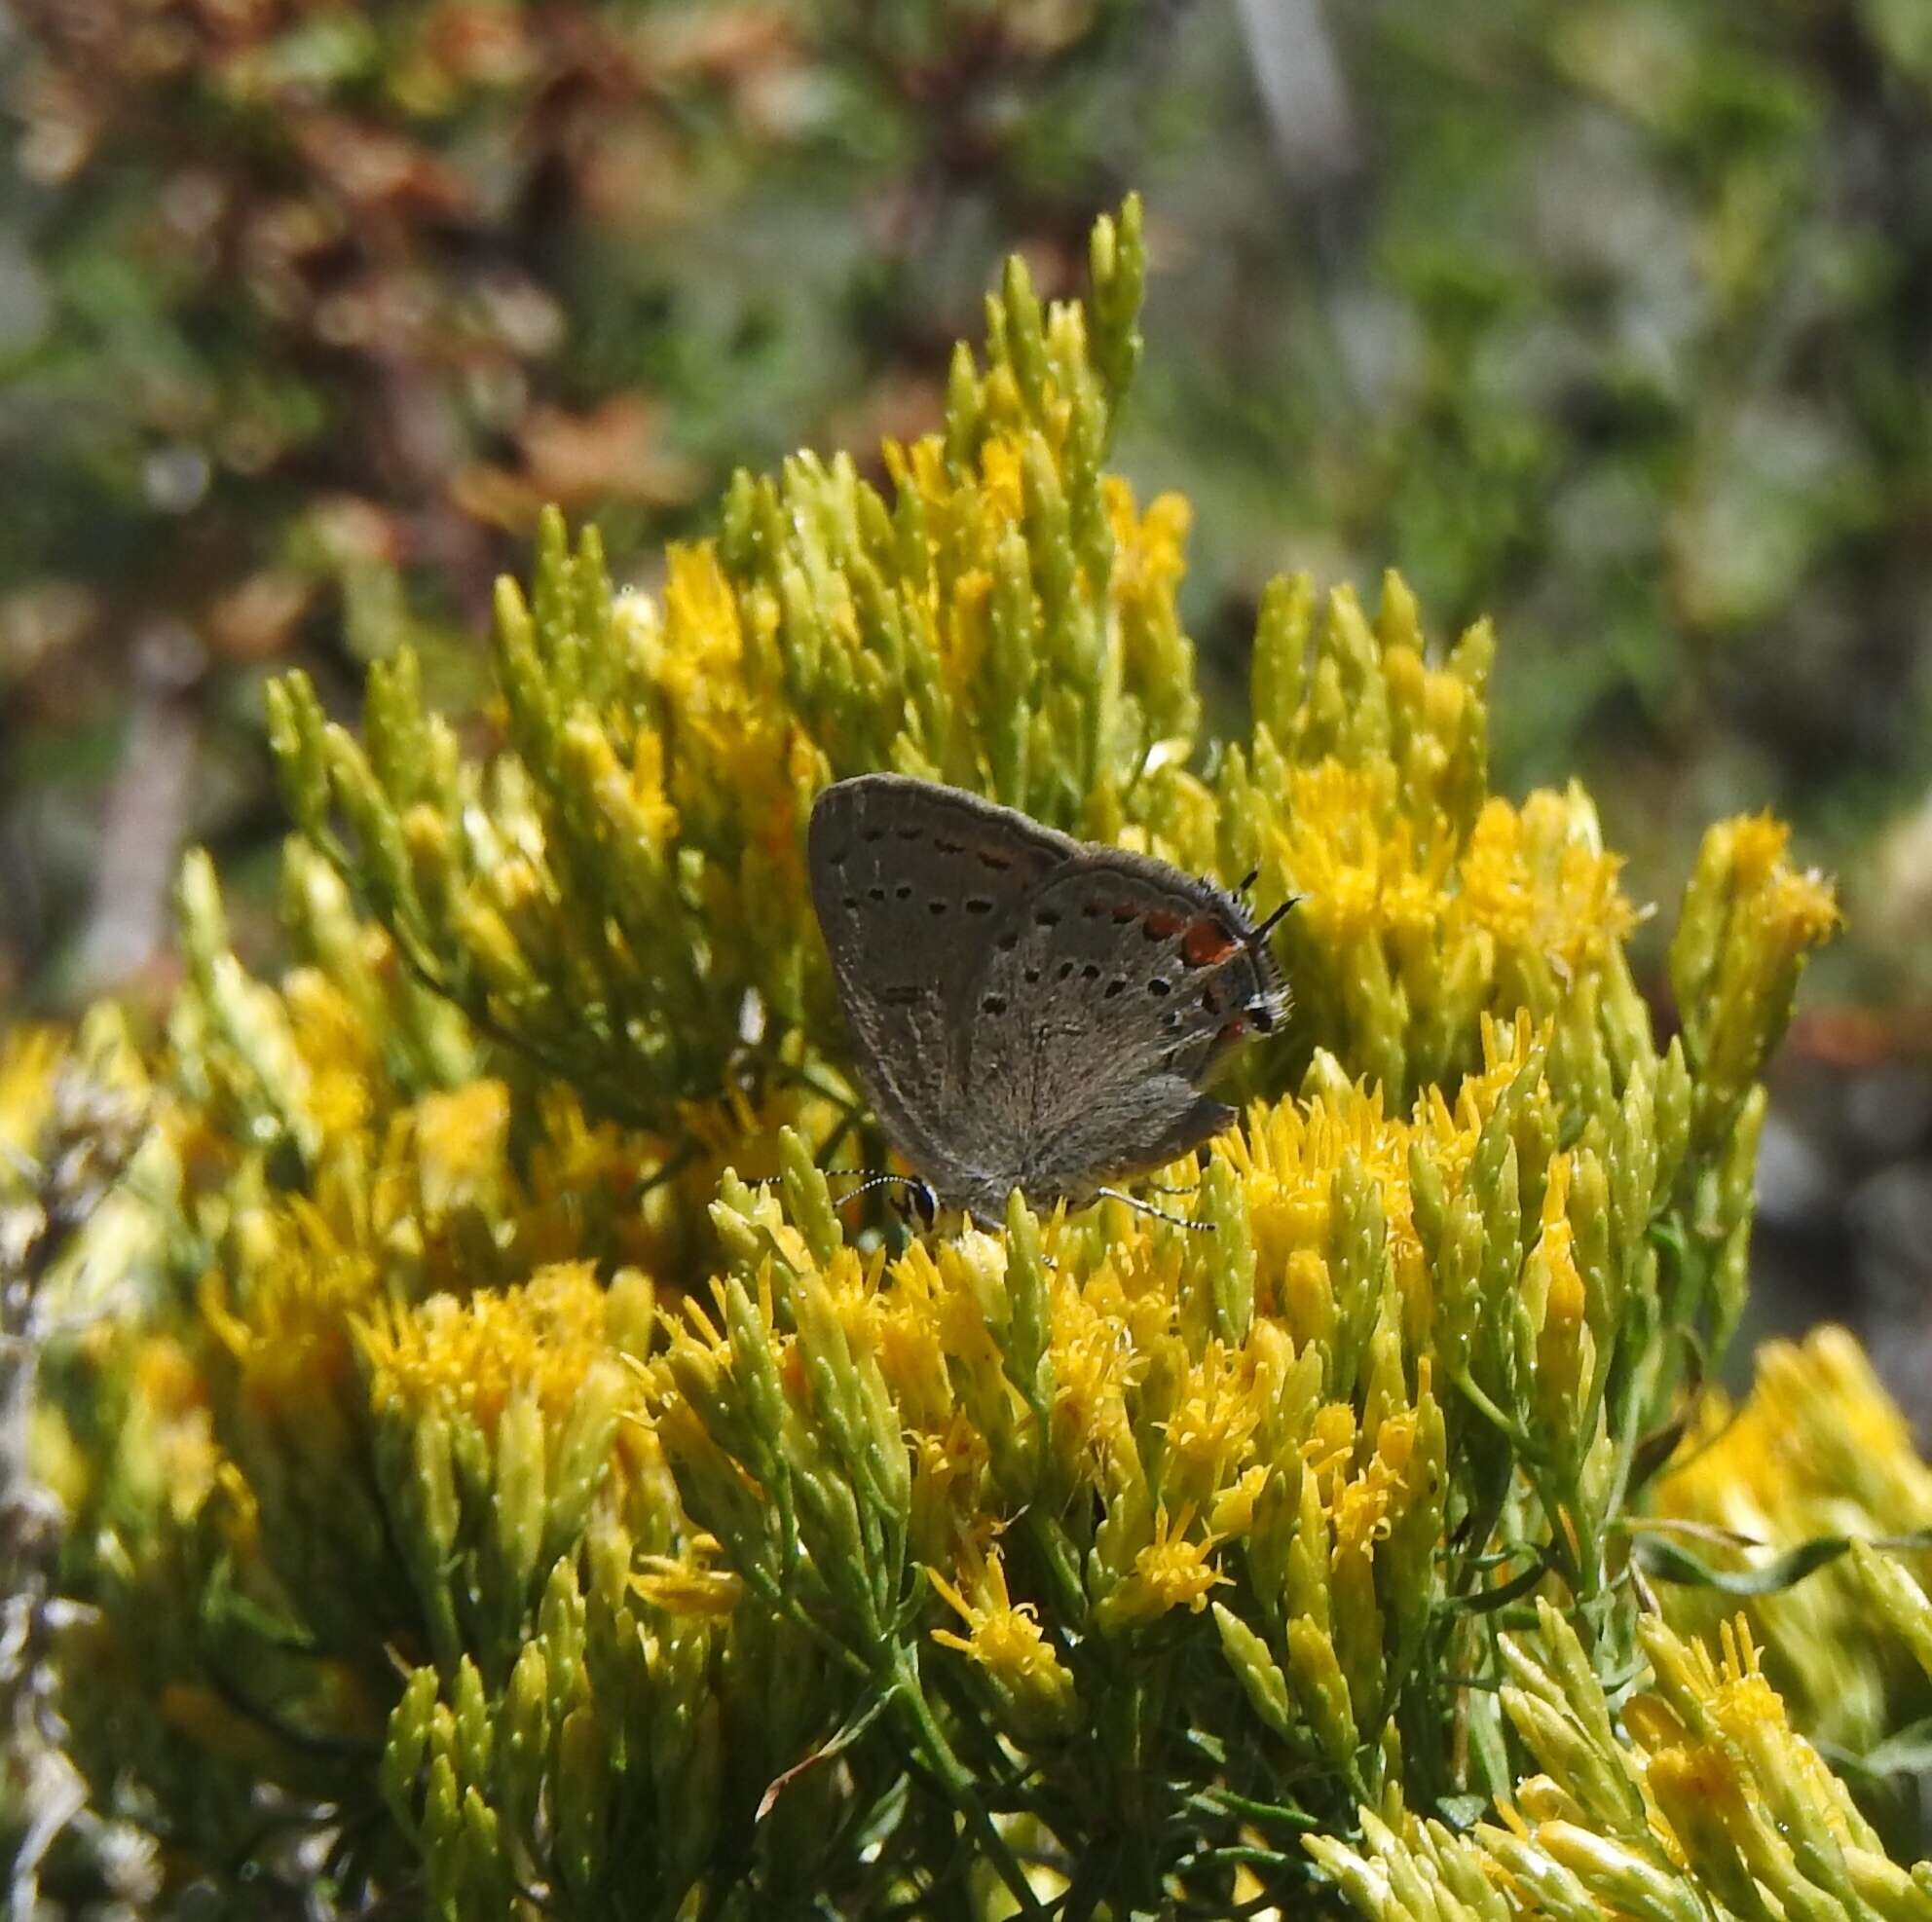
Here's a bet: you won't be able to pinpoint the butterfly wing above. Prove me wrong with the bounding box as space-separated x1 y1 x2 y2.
807 775 1073 1209
956 849 1284 1205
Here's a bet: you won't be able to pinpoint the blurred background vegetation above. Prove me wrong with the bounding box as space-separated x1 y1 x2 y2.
2 0 1929 1406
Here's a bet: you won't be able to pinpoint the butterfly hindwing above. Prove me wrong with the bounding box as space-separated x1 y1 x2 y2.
956 848 1281 1201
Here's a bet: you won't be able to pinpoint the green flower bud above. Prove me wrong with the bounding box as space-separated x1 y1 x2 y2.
1288 1615 1358 1777
1213 1602 1295 1741
381 1667 440 1831
493 1388 546 1609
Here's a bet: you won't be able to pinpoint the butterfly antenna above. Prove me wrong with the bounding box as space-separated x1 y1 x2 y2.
751 1168 935 1209
1094 1188 1214 1232
1247 896 1300 948
826 1170 940 1229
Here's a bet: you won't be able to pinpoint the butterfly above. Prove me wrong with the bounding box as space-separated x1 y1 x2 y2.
807 774 1289 1226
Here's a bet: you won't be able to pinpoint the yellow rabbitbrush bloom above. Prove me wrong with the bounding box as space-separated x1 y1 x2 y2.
929 1543 1080 1738
354 1260 647 1437
108 1335 221 1530
1674 812 1842 1138
1312 1607 1932 1922
1160 1338 1266 1520
644 540 812 877
200 1200 378 1413
27 199 1877 1919
1225 1067 1424 1352
1096 1503 1232 1630
1654 1325 1932 1754
1456 788 1636 986
1220 576 1641 1107
1265 772 1634 1071
1635 1616 1928 1922
355 1262 664 1683
407 1078 511 1217
1224 1016 1601 1441
1523 1153 1591 1425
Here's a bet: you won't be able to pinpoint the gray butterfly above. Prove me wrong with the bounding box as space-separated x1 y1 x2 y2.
807 774 1289 1226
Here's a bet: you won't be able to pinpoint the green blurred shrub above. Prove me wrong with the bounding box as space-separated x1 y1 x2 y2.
1128 0 1932 957
0 0 1168 1000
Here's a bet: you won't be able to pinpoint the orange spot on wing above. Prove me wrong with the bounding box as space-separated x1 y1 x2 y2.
1142 909 1183 940
1181 917 1238 967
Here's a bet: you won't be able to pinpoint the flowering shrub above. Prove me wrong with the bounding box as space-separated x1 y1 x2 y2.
7 201 1923 1921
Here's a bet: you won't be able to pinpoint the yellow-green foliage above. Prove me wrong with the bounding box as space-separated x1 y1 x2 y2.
1653 1328 1932 1758
14 200 1920 1921
1307 1601 1932 1922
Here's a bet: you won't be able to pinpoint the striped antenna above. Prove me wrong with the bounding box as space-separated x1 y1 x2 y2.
824 1169 940 1230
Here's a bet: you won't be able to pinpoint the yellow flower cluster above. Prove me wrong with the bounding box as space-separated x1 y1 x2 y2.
1311 1603 1932 1922
643 1016 1680 1849
1222 577 1641 1105
1654 1326 1932 1753
929 1545 1079 1739
1673 812 1843 1143
356 1260 648 1435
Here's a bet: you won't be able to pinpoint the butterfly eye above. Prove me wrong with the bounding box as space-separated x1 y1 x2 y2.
910 1180 939 1232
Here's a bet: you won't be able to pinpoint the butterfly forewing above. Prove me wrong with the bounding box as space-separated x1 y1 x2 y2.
807 775 1071 1208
